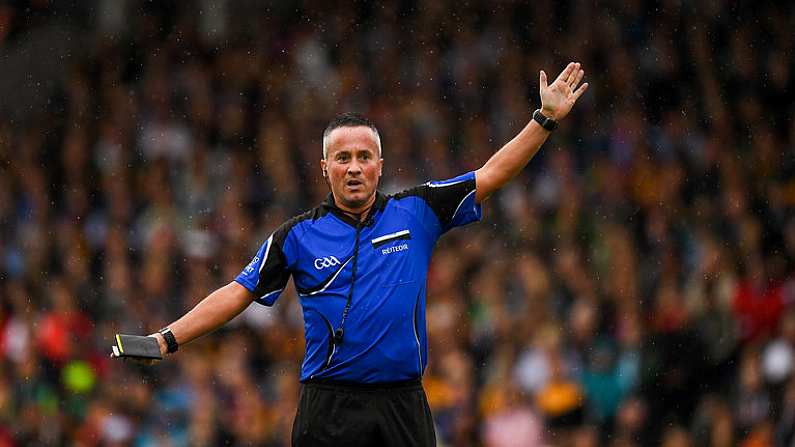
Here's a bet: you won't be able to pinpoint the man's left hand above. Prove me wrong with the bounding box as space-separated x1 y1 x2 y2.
539 62 588 121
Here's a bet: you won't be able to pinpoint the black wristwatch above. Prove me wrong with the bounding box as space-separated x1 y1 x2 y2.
158 327 179 353
533 109 559 131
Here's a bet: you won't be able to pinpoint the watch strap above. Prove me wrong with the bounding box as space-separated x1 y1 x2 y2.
158 327 179 353
533 109 559 131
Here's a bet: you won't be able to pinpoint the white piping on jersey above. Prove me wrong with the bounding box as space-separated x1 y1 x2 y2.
325 343 337 368
426 178 468 188
258 288 283 303
370 229 410 245
451 189 476 223
412 303 422 376
252 233 274 290
301 256 353 296
258 234 274 275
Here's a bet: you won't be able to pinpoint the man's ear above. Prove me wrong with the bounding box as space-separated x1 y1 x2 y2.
378 158 384 177
320 159 328 177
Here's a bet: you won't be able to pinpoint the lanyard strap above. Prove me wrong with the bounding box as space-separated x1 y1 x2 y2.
334 217 364 345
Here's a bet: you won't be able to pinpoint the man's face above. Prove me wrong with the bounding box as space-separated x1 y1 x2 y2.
321 126 383 211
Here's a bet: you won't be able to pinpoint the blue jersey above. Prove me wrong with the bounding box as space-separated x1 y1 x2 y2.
235 171 481 383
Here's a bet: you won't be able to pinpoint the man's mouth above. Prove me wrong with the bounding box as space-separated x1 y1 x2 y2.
346 179 363 188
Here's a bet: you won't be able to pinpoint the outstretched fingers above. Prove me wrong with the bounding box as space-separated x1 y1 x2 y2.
573 82 589 100
570 68 585 90
555 62 576 84
567 63 581 85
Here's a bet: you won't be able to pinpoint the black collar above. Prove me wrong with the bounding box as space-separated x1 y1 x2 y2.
321 191 388 228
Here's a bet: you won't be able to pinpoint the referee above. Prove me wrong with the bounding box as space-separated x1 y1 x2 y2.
145 62 587 446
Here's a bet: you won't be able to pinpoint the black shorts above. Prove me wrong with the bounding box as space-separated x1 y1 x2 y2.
291 378 436 447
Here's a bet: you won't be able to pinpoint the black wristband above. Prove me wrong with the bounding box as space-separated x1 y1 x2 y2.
533 109 559 131
158 327 179 353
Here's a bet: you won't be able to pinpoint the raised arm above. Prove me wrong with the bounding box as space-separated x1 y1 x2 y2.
475 62 588 203
150 281 253 356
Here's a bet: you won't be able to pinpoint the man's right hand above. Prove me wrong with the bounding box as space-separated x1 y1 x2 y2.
122 334 165 365
109 334 165 365
149 332 168 357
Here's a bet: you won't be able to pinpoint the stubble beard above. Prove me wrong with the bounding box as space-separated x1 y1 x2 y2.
335 181 376 213
341 191 371 209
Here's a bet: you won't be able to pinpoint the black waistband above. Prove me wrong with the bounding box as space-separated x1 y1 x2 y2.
302 377 422 392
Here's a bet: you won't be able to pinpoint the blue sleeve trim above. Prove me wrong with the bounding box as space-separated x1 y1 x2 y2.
234 276 257 293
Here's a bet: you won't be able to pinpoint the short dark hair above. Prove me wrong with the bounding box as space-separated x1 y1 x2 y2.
322 112 382 158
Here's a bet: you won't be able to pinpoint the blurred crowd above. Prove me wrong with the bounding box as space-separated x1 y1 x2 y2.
1 0 795 446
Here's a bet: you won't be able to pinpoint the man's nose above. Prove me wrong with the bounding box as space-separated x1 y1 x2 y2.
347 160 362 175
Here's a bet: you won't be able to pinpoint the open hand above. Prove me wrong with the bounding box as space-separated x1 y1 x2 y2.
539 62 588 121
